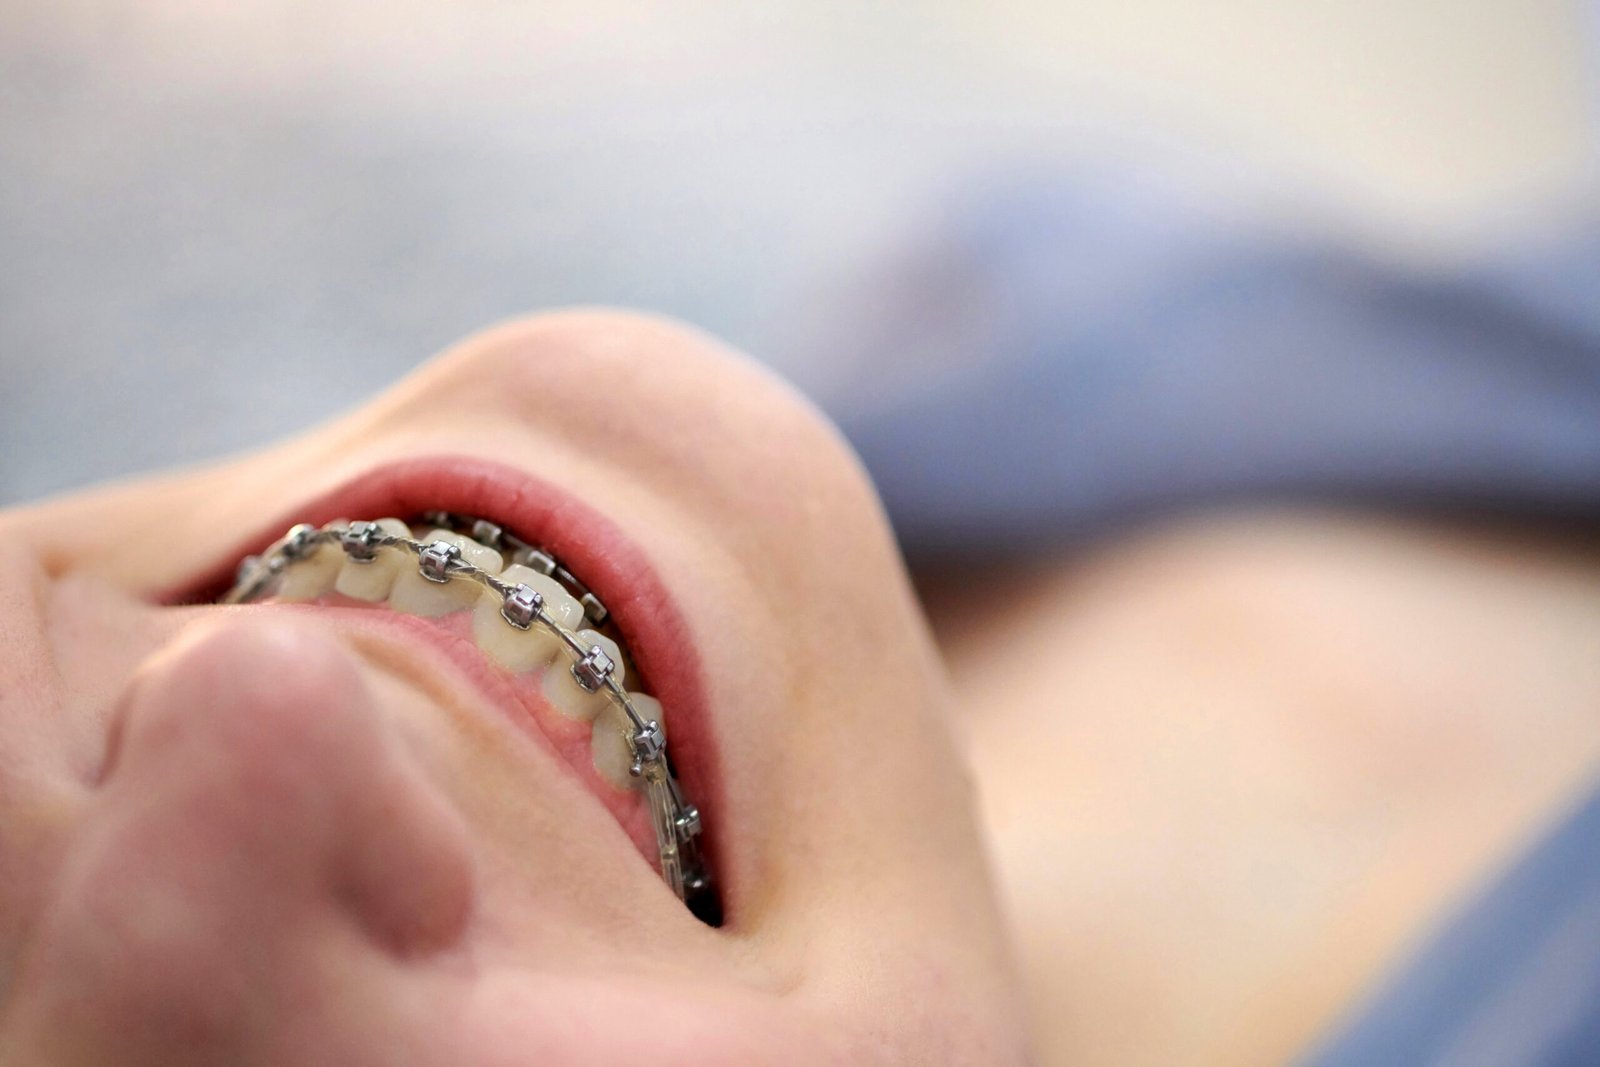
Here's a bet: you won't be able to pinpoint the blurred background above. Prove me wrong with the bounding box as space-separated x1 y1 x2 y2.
1 0 1596 522
6 7 1600 1065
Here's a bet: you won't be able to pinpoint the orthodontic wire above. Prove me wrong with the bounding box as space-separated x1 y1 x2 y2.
222 516 719 926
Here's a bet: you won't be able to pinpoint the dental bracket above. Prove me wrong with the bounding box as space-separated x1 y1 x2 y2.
571 643 615 692
517 546 559 575
339 520 386 562
630 719 667 771
470 518 503 546
418 539 462 583
219 514 719 925
423 509 610 626
627 716 665 777
281 523 321 561
499 583 544 629
675 805 702 840
578 592 607 624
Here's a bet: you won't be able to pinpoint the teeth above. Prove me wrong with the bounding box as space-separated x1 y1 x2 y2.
276 520 349 600
261 517 667 795
387 529 503 617
332 517 413 601
470 565 586 672
542 629 626 723
591 693 657 792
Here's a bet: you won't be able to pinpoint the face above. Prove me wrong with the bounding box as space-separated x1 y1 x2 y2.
0 312 1027 1065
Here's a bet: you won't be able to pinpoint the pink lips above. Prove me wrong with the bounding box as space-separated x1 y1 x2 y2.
190 454 723 905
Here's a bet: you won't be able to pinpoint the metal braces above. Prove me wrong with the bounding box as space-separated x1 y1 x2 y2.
223 516 720 926
420 509 611 627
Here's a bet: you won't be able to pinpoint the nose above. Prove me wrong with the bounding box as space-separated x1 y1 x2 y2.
3 616 475 1064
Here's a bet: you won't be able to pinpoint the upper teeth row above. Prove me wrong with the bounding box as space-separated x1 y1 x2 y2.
221 516 714 921
385 508 610 626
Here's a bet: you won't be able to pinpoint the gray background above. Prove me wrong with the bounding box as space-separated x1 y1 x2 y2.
3 0 1592 506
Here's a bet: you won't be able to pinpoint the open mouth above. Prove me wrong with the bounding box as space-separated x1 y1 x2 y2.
185 456 722 927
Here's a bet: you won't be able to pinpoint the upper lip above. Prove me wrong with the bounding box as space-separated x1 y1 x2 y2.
178 453 723 905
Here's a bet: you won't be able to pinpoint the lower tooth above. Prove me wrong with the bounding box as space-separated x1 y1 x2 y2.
387 529 503 617
542 630 626 722
591 694 658 792
471 565 585 672
332 517 413 601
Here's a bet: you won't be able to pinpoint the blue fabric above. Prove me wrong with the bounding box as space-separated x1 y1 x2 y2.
832 176 1600 558
1301 783 1600 1067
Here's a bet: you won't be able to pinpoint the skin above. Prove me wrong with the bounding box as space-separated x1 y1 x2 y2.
926 510 1600 1065
0 311 1030 1066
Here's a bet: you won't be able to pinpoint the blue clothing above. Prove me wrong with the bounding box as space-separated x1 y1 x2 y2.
830 173 1600 559
1304 783 1600 1066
